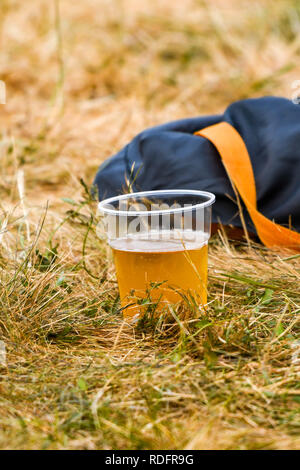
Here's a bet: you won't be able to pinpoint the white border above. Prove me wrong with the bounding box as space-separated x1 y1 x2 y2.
98 189 215 216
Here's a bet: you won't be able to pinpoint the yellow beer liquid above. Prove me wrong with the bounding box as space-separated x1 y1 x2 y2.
110 230 208 319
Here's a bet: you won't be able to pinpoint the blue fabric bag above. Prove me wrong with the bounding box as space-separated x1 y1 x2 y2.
93 96 300 235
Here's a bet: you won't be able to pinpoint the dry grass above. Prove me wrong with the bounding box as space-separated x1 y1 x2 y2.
0 0 299 450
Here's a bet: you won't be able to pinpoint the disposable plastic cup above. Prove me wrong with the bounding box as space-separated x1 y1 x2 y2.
98 190 215 319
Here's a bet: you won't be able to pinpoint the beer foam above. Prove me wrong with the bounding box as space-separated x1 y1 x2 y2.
109 229 209 252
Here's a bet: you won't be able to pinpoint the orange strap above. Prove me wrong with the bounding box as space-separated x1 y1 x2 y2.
195 122 300 251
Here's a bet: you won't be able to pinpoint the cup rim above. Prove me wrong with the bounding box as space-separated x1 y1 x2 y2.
98 189 215 216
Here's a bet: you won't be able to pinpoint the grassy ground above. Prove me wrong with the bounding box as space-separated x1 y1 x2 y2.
0 0 299 450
